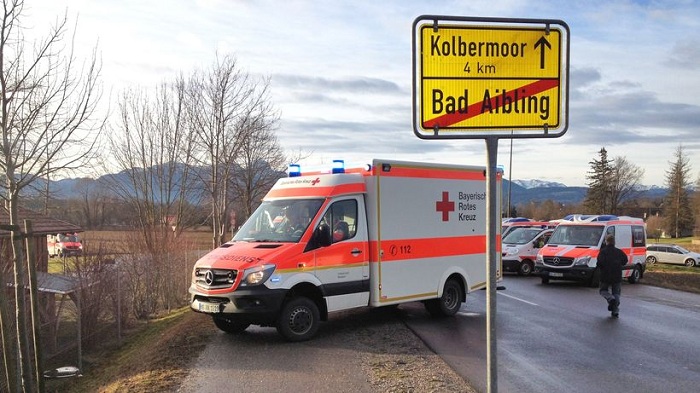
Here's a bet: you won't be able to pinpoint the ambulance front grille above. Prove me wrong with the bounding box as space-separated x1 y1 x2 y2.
543 256 574 267
194 268 237 289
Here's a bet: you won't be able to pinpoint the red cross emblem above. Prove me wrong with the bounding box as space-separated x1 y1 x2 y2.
436 191 455 221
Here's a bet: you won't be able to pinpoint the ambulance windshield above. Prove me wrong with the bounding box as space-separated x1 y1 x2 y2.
233 199 324 243
503 227 542 245
548 225 604 247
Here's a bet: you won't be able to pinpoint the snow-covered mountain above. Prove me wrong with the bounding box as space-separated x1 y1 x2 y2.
512 179 567 189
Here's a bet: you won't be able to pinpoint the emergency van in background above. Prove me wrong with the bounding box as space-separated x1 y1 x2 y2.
189 159 500 341
502 227 553 276
534 217 647 286
47 233 83 257
501 220 558 239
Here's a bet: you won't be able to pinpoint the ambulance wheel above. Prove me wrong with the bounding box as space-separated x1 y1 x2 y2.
425 279 462 317
277 297 320 342
627 266 641 284
212 315 250 334
518 261 534 276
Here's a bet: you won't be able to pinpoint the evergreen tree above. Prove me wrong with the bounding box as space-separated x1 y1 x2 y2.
662 145 694 238
584 148 613 214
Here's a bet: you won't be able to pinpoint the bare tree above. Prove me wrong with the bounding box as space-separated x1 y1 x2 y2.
107 78 199 244
608 156 644 215
188 54 280 247
231 82 286 224
105 78 200 315
0 1 103 390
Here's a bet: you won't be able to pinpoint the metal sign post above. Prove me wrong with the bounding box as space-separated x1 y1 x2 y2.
485 136 499 392
412 15 570 393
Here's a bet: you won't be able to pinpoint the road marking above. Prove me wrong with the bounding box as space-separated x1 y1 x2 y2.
498 292 538 306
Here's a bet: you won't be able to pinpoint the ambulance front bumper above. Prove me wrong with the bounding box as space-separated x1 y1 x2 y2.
534 265 595 281
502 259 523 272
189 285 288 324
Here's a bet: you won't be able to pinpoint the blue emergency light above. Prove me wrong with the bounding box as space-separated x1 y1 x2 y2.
332 159 345 174
288 164 301 177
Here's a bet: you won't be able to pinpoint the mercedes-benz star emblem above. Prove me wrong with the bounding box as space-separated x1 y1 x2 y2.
204 270 215 285
553 257 560 265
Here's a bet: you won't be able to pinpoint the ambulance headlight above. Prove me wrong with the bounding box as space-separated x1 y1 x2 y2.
574 256 591 266
505 247 519 256
241 264 276 286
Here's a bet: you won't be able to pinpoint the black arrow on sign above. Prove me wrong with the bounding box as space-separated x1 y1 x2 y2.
534 36 551 69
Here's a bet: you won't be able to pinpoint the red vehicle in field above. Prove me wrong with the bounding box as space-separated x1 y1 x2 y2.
47 233 83 257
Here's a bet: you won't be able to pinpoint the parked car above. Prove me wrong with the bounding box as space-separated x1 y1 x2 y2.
646 244 700 267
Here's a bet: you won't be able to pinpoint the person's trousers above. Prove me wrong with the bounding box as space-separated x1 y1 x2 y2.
599 281 621 310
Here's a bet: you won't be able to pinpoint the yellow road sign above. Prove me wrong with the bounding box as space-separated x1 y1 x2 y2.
412 17 569 139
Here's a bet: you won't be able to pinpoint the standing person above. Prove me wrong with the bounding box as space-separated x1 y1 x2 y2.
597 234 627 318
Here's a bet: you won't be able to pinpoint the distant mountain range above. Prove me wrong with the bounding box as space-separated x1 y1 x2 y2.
512 179 567 189
503 180 667 205
33 168 669 207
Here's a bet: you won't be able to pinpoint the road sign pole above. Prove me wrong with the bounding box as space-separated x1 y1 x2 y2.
485 136 499 393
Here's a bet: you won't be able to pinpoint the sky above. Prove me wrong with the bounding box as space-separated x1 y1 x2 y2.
26 0 700 187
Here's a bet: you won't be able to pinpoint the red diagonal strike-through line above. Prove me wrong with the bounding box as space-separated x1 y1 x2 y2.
423 79 559 129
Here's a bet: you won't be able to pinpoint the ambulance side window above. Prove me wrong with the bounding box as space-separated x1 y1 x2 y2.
605 226 615 245
325 199 358 243
632 226 646 247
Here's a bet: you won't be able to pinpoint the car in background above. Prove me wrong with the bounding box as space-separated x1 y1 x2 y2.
646 244 700 267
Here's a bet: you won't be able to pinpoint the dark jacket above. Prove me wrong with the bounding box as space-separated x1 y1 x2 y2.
597 245 627 284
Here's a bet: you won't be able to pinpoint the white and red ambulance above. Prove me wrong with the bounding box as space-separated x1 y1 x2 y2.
189 159 499 341
47 233 83 257
534 217 647 286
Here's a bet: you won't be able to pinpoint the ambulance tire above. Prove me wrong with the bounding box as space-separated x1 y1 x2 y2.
518 260 534 276
425 279 462 318
627 266 641 284
277 297 320 342
212 315 250 334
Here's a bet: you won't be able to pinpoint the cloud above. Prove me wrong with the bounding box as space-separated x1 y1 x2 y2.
665 39 700 69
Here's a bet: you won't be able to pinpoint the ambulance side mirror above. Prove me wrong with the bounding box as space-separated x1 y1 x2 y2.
315 222 332 247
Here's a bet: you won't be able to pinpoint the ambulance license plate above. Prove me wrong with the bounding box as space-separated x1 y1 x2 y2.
549 272 564 277
198 302 221 313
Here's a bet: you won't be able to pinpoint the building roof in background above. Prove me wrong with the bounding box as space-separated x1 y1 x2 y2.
0 207 82 237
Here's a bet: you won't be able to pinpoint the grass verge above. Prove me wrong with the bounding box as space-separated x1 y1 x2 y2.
49 308 216 393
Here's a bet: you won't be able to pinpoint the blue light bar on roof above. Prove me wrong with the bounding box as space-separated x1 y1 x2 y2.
288 164 301 177
332 159 345 174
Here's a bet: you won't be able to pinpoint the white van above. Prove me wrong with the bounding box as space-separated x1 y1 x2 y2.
502 227 553 276
534 219 647 286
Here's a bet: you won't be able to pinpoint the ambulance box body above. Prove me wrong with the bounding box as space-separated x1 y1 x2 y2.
189 159 499 341
534 219 647 286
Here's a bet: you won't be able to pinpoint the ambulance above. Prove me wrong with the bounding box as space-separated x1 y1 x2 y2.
534 217 647 286
189 159 499 341
47 233 83 257
501 227 554 276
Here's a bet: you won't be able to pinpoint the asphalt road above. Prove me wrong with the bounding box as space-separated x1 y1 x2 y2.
402 276 700 393
178 276 699 393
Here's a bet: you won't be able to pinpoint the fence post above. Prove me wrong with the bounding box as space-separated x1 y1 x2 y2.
24 220 45 392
